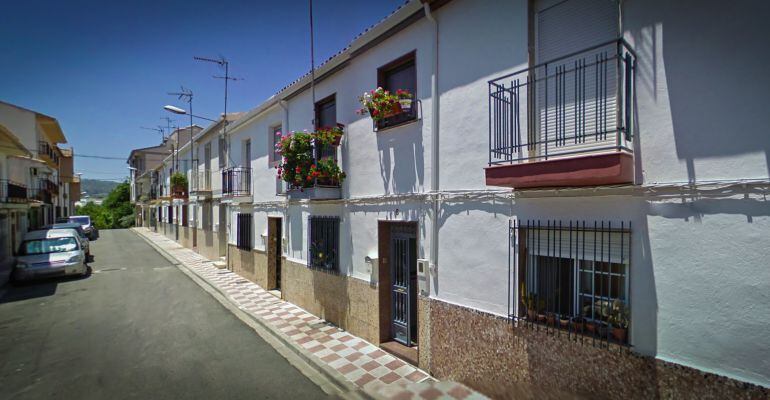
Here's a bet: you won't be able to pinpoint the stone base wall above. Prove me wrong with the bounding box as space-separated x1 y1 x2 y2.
179 226 194 249
225 244 270 288
425 298 769 400
196 229 222 261
282 259 380 344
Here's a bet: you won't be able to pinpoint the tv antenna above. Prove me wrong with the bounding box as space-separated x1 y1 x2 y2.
194 55 243 166
141 126 166 141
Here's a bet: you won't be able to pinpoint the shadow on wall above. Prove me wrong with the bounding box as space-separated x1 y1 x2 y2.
376 123 425 194
626 0 770 182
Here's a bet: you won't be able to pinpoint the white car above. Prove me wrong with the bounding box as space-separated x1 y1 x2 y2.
13 229 89 282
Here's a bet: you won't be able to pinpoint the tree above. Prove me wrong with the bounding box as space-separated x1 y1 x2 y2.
76 180 135 229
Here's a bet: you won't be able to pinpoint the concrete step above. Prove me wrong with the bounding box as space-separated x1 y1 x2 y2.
212 259 227 269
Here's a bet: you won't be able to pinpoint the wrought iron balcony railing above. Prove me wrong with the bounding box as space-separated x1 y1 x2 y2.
190 170 213 193
222 167 251 197
38 141 60 165
488 39 636 166
0 180 28 203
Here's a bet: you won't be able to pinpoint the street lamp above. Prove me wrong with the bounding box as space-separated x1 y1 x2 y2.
163 105 218 122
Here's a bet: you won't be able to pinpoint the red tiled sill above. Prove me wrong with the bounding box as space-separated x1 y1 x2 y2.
484 151 634 189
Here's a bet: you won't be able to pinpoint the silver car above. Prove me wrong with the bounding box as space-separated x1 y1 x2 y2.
13 229 89 282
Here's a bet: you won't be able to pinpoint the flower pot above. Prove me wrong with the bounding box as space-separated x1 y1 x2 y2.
612 327 627 343
383 102 403 118
586 322 596 334
572 319 585 333
399 98 413 111
527 309 536 321
559 318 569 329
537 313 546 323
331 133 342 146
546 314 555 326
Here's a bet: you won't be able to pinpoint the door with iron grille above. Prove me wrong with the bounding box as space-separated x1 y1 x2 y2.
390 228 417 346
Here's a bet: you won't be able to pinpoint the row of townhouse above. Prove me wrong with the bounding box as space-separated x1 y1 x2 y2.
0 100 80 285
128 0 770 397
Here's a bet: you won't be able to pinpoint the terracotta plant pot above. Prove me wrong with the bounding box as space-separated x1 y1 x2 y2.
586 322 596 334
559 318 569 329
546 314 555 326
527 309 536 321
572 319 585 333
537 313 546 323
612 327 627 343
383 102 403 118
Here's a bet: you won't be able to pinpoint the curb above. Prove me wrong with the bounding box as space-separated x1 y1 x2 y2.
130 228 373 400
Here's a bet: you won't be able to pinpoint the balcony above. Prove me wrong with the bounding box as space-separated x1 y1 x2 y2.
0 180 28 203
222 167 252 201
29 187 52 204
485 39 636 189
190 170 213 200
281 129 344 200
38 140 60 166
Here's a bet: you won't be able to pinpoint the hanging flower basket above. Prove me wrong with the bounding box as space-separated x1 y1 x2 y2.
357 87 413 122
275 129 346 190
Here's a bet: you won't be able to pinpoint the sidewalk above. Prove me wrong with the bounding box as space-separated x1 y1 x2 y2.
132 227 487 400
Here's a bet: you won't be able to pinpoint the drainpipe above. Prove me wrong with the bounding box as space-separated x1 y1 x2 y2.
279 99 289 256
423 1 440 285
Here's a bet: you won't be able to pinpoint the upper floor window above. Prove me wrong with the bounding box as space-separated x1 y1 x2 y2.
243 139 251 167
218 136 227 169
377 51 417 130
270 124 282 166
314 95 337 160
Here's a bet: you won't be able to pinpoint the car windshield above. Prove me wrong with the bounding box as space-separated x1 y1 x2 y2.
70 217 90 225
20 237 79 255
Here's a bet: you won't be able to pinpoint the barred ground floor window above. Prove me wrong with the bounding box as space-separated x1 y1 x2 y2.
236 213 252 250
513 220 631 343
308 216 339 273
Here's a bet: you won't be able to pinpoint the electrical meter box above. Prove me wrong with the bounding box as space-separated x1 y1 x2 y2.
417 259 430 296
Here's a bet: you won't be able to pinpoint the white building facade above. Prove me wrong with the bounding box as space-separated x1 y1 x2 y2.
140 0 770 397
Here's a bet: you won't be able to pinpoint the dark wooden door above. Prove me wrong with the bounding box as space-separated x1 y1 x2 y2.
268 217 282 290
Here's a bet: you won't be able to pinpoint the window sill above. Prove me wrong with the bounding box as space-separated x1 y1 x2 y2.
375 116 419 133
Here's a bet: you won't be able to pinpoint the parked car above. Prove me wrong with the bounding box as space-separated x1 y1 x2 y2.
68 215 98 240
55 217 69 223
39 223 91 257
13 229 89 282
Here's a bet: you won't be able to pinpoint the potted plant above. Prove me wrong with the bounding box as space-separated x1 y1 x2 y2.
609 300 630 343
396 89 413 112
314 125 344 146
559 315 570 329
571 316 585 333
276 130 346 192
357 87 411 121
170 172 188 197
586 319 597 335
546 312 556 326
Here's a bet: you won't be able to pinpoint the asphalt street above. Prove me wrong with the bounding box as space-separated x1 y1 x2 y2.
0 229 328 400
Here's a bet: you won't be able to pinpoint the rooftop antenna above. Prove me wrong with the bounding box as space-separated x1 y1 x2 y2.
167 87 194 172
141 126 166 141
194 55 243 166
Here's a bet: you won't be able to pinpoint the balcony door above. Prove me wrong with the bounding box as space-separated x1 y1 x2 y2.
204 143 212 190
314 95 337 160
534 0 620 159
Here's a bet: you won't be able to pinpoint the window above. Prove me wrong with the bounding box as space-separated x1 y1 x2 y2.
314 95 337 160
20 237 79 255
204 143 212 189
202 202 213 230
218 136 226 169
236 213 252 250
377 51 417 129
270 125 282 166
308 216 339 272
514 220 630 342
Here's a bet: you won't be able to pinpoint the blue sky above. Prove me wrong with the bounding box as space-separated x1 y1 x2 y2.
0 0 405 181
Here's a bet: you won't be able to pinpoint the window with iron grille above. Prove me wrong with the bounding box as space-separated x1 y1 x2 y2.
511 220 631 344
308 216 339 272
236 213 252 250
167 206 173 223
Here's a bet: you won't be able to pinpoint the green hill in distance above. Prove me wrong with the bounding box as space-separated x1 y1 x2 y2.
80 178 121 198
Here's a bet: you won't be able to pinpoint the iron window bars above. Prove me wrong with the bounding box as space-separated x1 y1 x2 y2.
489 39 636 166
509 220 631 346
222 166 252 197
308 216 340 273
0 180 28 203
236 213 252 250
38 141 60 165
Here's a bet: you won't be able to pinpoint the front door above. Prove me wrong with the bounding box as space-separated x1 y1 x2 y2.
390 227 417 346
218 204 227 257
268 217 282 291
